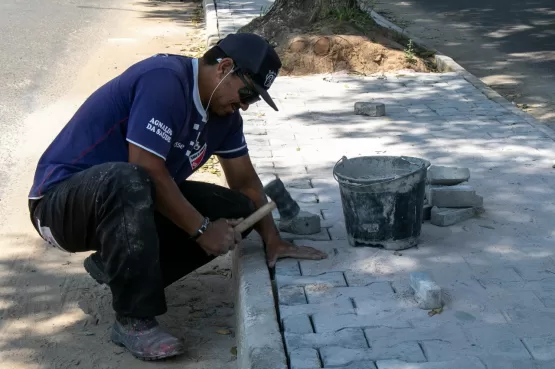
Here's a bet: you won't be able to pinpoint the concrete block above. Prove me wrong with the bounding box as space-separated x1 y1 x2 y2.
278 285 307 305
430 206 476 227
520 337 555 361
376 357 486 369
280 298 354 319
282 314 313 334
275 259 301 276
427 165 470 185
409 272 442 309
276 272 347 288
233 235 288 369
312 312 411 332
305 283 394 304
430 184 483 208
354 102 386 117
284 328 368 350
289 348 321 369
320 343 425 366
278 210 321 235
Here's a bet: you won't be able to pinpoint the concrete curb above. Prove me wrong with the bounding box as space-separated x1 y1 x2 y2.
358 1 555 142
202 0 220 47
232 234 288 369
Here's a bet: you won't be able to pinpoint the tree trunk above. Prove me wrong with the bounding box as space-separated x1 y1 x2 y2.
237 0 358 42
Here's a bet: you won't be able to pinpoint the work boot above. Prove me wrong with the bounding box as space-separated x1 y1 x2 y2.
111 315 185 360
83 252 109 285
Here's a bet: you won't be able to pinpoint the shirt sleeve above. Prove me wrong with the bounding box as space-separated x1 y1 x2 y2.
214 113 249 159
126 68 186 160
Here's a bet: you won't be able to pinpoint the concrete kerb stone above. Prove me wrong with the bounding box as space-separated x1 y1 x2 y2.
359 1 555 142
233 234 288 369
202 0 220 47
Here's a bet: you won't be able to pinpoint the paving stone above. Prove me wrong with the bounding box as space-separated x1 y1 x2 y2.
427 165 470 185
477 356 555 369
289 348 321 369
276 272 347 288
280 298 355 319
281 228 331 242
430 185 483 208
285 328 368 351
430 206 477 226
283 314 313 334
305 282 394 304
376 357 486 369
344 271 383 286
296 240 383 275
275 259 301 276
320 343 425 366
278 285 307 305
409 271 443 309
462 325 532 360
312 312 411 332
354 102 386 117
521 336 555 361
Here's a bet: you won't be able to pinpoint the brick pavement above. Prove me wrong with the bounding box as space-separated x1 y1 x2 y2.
238 72 555 369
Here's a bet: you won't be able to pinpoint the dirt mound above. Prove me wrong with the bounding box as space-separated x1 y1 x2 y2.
280 33 430 76
239 4 436 76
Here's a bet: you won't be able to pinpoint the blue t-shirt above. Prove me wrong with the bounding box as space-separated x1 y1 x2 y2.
29 54 248 199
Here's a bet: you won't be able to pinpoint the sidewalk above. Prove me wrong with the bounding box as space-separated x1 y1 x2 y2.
203 3 555 369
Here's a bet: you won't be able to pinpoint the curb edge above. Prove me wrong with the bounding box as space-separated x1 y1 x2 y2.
202 0 220 47
232 235 288 369
358 2 555 142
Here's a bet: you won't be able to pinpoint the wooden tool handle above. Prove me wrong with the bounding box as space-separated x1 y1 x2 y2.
234 201 277 233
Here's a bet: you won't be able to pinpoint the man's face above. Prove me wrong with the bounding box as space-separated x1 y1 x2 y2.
209 58 261 117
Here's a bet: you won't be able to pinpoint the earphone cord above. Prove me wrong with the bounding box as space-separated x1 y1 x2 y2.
202 67 236 123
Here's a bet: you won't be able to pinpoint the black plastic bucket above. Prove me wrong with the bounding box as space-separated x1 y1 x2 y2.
333 155 430 250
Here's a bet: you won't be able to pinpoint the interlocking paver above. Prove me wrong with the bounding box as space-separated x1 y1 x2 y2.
289 348 321 369
312 312 412 332
284 328 368 351
305 283 394 304
320 344 425 366
376 357 486 369
283 314 314 334
278 285 307 305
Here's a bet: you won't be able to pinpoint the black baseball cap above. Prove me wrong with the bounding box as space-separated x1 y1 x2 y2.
217 33 282 111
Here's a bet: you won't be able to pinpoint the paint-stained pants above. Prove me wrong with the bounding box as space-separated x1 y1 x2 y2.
28 162 255 317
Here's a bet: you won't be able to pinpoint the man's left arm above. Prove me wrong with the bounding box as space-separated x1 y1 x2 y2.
219 154 327 267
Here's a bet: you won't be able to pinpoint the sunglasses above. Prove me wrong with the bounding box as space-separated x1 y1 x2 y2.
236 71 261 105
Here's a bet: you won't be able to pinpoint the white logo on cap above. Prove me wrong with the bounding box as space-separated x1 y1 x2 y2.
264 70 277 88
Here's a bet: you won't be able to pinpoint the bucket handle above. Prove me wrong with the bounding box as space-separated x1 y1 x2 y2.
333 155 429 187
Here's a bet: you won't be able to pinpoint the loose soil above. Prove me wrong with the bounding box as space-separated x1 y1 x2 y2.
240 5 435 76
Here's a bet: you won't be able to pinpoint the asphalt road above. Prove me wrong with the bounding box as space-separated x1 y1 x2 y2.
0 0 125 197
373 0 555 124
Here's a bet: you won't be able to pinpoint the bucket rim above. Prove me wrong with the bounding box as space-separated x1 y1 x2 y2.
332 155 431 186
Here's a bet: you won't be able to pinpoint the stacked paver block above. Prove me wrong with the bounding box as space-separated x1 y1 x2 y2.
424 165 484 226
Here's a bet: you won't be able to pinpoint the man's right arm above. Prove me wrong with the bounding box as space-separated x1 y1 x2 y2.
128 144 205 236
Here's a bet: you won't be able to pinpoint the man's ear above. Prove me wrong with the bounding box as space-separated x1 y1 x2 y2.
217 57 235 76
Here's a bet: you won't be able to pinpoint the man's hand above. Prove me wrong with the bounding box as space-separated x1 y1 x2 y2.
265 239 328 268
197 218 243 256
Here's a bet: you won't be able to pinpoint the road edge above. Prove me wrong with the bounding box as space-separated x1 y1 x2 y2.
202 0 220 47
358 2 555 142
232 234 288 369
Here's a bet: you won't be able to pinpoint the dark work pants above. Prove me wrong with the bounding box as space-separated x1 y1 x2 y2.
28 162 255 318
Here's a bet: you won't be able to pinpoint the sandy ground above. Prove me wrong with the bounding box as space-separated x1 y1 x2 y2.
0 1 239 368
